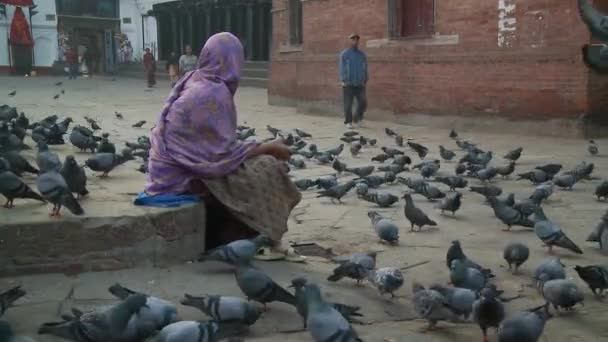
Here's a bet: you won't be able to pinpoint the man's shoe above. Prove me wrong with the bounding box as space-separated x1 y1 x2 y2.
345 123 353 129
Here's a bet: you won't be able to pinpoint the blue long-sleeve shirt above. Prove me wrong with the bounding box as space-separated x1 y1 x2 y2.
339 47 368 87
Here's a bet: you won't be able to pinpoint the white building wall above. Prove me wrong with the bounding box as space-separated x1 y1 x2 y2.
119 0 171 61
0 1 58 68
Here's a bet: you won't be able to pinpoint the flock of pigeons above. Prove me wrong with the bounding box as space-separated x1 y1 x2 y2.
0 104 150 216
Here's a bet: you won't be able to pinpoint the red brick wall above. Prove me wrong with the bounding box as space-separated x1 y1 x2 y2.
270 0 598 121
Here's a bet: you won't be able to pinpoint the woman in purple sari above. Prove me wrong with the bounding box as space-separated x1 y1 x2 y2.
146 32 302 260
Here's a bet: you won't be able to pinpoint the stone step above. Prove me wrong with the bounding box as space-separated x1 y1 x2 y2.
241 67 268 79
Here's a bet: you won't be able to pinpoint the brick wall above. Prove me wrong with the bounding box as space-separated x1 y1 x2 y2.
270 0 602 126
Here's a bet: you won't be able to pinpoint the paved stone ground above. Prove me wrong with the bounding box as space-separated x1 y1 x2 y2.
1 75 607 341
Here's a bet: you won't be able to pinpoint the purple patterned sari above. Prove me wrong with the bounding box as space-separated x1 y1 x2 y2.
146 33 258 195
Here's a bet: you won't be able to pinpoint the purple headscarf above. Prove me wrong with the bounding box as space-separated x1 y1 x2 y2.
145 32 258 195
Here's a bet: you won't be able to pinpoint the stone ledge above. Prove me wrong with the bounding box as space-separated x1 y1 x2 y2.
0 202 206 276
367 34 460 48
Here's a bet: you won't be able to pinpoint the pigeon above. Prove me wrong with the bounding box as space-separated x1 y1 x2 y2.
295 128 312 138
395 135 404 147
358 173 392 188
355 182 368 196
290 277 363 327
403 193 437 232
8 90 16 97
503 243 530 273
15 112 29 129
350 142 362 157
295 179 316 191
360 191 399 207
587 210 608 242
332 158 347 174
529 181 554 203
496 305 549 342
266 125 280 137
114 111 123 119
450 259 488 292
0 151 39 176
595 181 608 200
53 94 60 100
234 261 296 309
69 129 98 153
328 261 371 284
136 163 148 174
439 145 456 161
398 176 427 192
340 136 359 144
371 153 391 162
446 240 493 277
108 283 180 330
0 160 45 208
455 163 467 175
367 267 404 297
325 144 344 157
378 163 407 174
368 210 399 243
533 207 583 254
566 161 594 179
84 152 131 177
315 175 338 190
316 181 356 203
419 183 446 201
552 173 578 190
535 258 566 290
61 89 65 94
472 286 505 342
380 147 404 157
541 279 584 313
346 165 374 178
449 129 458 139
36 170 84 216
407 141 428 158
0 320 37 342
488 196 534 230
35 142 61 174
132 120 146 128
180 294 261 325
60 155 88 199
198 235 274 264
0 285 26 317
436 175 468 191
38 294 153 341
385 127 397 137
288 157 306 169
574 264 608 296
588 140 599 156
343 131 359 137
412 282 458 330
503 147 523 162
535 164 562 177
332 251 377 270
517 169 550 184
392 154 412 166
303 282 362 342
430 284 478 319
470 185 503 199
368 138 377 146
435 192 462 215
90 121 101 131
496 161 516 178
315 153 333 164
578 0 608 41
153 320 247 342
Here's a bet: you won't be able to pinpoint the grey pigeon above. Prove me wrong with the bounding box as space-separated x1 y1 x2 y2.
367 267 404 297
476 166 499 183
315 175 338 190
377 163 407 175
407 141 429 158
392 154 412 166
472 286 505 342
345 165 374 178
398 176 427 192
288 157 306 169
343 130 359 137
497 193 516 207
470 185 503 199
358 174 388 188
316 181 356 203
315 153 333 164
267 125 280 137
98 138 116 154
449 129 458 139
350 142 362 157
439 145 455 161
0 161 45 208
371 153 390 162
60 156 88 199
395 135 404 146
360 191 399 207
533 207 583 254
488 196 534 230
419 163 440 179
0 285 26 317
381 146 404 157
496 162 515 178
295 179 316 191
38 293 152 341
586 210 608 242
541 279 584 314
434 192 462 215
0 320 36 342
574 264 608 296
503 243 530 273
419 183 446 201
553 173 578 190
325 144 344 157
503 147 523 162
114 111 123 119
328 262 370 284
332 252 377 270
331 158 347 174
180 294 261 325
565 161 594 179
412 282 458 330
450 259 488 292
513 198 539 217
594 180 608 200
403 193 437 232
36 142 61 173
588 140 599 156
517 169 549 184
303 282 361 342
153 320 247 342
431 284 477 319
385 128 397 137
36 171 84 216
368 210 399 243
295 128 311 138
108 283 180 330
84 152 131 177
0 151 39 176
435 175 468 191
69 128 98 153
529 181 554 203
534 258 566 290
340 136 358 144
446 240 494 277
234 261 296 309
496 305 549 342
535 163 563 177
290 277 363 327
199 235 274 264
355 182 368 196
132 120 146 128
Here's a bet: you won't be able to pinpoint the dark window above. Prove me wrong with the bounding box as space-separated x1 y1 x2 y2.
123 17 132 24
56 0 118 18
288 0 303 45
45 14 56 21
388 0 434 38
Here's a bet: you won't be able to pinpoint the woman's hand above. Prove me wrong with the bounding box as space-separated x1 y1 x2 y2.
263 139 292 161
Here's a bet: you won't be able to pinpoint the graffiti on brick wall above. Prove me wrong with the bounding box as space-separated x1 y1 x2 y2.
498 0 516 48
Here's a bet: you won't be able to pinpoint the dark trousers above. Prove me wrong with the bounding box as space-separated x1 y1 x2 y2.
343 86 367 124
68 64 78 79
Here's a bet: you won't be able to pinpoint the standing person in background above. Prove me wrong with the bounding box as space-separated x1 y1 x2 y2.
65 46 78 79
143 48 156 88
339 34 368 129
166 51 180 87
179 45 198 76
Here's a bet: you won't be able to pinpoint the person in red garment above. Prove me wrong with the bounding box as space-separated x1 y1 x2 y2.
143 48 156 87
64 47 77 79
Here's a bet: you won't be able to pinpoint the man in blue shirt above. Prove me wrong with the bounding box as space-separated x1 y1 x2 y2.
339 34 368 129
